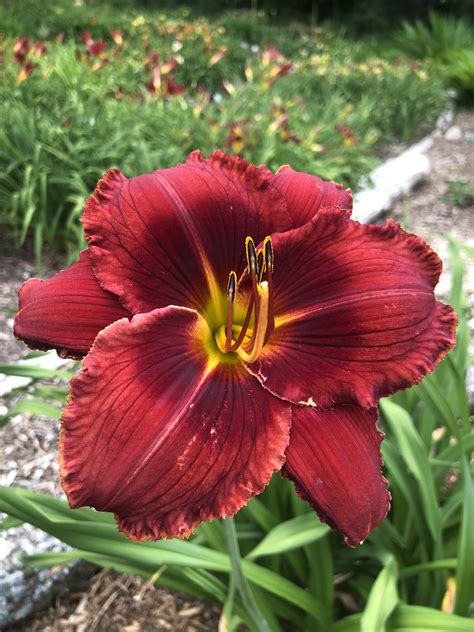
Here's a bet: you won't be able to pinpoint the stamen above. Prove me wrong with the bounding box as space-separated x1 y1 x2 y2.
236 282 269 364
245 236 257 274
243 260 261 351
229 293 254 352
264 236 273 272
263 236 275 343
224 271 237 352
215 235 274 360
227 270 237 303
241 236 261 353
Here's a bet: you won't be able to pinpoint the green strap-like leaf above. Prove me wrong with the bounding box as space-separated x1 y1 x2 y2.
0 486 325 624
0 363 74 380
360 554 399 632
223 517 271 632
246 513 329 560
454 459 474 616
380 400 441 542
333 604 474 631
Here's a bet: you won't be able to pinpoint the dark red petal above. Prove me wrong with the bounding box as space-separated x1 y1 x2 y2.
82 151 291 315
274 166 352 227
248 208 457 409
14 250 130 359
60 306 291 540
283 405 390 547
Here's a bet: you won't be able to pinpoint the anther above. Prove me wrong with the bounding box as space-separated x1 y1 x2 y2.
224 271 237 352
264 236 273 273
245 236 257 275
263 236 274 344
227 271 237 303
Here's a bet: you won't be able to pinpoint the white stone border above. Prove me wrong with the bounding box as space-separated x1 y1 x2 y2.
353 105 455 224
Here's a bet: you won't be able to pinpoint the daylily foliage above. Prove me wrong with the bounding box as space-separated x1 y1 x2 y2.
14 151 457 546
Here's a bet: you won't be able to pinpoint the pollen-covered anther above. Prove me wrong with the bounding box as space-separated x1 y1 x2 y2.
218 235 274 361
227 271 237 303
263 235 275 343
264 236 274 272
224 271 237 352
245 236 258 274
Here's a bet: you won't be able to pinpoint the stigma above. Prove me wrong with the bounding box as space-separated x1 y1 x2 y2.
216 235 275 363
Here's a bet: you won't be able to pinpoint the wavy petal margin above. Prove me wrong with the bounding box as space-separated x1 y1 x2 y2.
82 151 291 317
14 250 130 359
60 306 291 540
283 405 390 547
274 166 352 227
248 208 457 409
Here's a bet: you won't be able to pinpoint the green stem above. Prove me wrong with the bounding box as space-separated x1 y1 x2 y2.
223 517 271 632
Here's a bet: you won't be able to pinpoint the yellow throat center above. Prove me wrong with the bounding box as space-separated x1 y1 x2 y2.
214 235 274 364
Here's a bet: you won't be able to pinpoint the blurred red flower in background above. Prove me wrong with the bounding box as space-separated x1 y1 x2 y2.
144 56 185 98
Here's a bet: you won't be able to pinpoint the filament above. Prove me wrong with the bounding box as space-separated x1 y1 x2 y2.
216 235 274 361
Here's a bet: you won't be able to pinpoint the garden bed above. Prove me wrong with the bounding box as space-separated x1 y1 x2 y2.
1 2 474 629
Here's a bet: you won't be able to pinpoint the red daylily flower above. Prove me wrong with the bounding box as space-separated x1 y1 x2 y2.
12 37 46 82
81 32 107 58
336 124 357 146
144 50 160 68
165 76 186 96
17 60 37 82
208 46 228 66
270 106 300 144
81 31 94 46
91 59 109 73
88 40 107 57
14 152 456 545
193 85 212 116
144 51 178 75
144 62 185 99
111 29 124 46
246 48 293 88
13 36 30 64
31 42 47 57
226 120 253 154
262 47 284 63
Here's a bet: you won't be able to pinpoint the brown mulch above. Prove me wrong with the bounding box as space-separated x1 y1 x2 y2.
7 569 222 632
